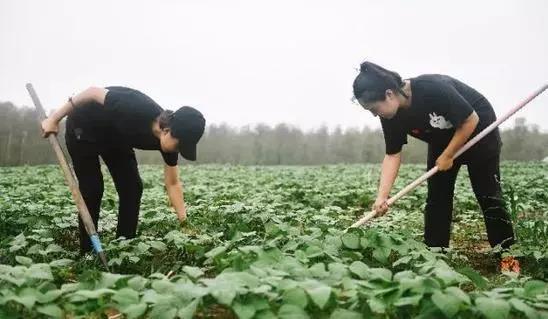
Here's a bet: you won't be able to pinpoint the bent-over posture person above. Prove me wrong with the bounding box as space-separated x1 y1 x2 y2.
41 86 205 253
352 61 518 271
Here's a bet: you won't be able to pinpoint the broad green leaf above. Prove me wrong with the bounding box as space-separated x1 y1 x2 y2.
349 261 368 279
27 244 43 255
456 267 487 289
152 280 175 294
249 296 270 311
372 247 391 264
393 294 423 307
136 242 151 254
7 294 36 309
127 276 148 291
327 262 348 280
360 236 370 249
305 285 331 310
329 308 362 319
445 287 470 305
205 245 227 259
323 235 342 255
433 267 468 286
475 297 510 319
393 255 412 267
129 256 140 263
15 256 32 266
209 285 236 305
71 288 115 301
142 290 166 304
341 233 360 249
308 263 329 278
218 272 260 289
431 291 461 318
282 288 308 309
368 297 386 314
233 301 256 319
524 280 546 297
149 303 177 319
27 264 53 280
49 259 73 267
36 290 62 303
150 241 167 251
174 282 208 300
183 266 204 279
45 244 64 254
121 303 147 319
305 245 324 258
36 304 63 318
509 298 538 319
393 270 415 282
9 233 28 252
178 298 200 319
98 272 126 288
367 268 392 281
531 301 548 310
112 288 140 306
278 304 310 319
0 274 25 287
255 310 277 319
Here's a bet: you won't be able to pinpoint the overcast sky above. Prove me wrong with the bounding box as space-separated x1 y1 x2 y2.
1 0 547 131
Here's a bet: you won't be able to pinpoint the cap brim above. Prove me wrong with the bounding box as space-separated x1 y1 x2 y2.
179 142 197 161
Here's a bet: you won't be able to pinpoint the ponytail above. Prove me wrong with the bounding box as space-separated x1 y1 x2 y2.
354 61 408 102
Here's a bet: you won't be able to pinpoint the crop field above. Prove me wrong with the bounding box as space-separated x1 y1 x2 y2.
0 163 547 318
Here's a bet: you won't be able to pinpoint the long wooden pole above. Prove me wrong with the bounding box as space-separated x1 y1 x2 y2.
350 83 548 229
26 83 109 270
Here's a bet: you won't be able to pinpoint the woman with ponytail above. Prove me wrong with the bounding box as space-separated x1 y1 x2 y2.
41 86 205 254
352 62 517 269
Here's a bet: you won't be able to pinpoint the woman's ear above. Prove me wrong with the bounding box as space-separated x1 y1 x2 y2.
385 89 395 100
162 127 171 134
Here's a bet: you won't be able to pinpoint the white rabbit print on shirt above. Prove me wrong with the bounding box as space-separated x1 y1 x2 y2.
429 112 453 129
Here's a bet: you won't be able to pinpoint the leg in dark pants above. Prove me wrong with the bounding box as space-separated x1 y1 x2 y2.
467 153 515 249
424 146 461 248
66 141 104 254
101 148 143 239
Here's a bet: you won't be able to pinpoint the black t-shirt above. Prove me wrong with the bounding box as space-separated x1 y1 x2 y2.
381 74 501 157
66 86 178 166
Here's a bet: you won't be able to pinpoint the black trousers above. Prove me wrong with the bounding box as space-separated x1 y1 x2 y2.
66 139 143 254
424 145 515 249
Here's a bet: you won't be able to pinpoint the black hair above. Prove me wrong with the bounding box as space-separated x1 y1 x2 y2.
158 110 174 130
352 61 408 103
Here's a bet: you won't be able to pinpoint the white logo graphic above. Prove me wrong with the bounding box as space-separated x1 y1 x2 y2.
429 112 453 129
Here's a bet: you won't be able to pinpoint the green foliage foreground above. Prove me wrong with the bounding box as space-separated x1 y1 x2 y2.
0 164 547 318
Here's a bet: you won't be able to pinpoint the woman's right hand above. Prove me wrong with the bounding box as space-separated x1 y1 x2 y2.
41 118 59 138
372 196 389 216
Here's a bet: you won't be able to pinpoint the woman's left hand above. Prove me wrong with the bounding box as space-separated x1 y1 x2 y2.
436 154 454 171
177 206 187 223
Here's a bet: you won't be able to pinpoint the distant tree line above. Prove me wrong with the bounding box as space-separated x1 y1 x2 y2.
1 102 547 166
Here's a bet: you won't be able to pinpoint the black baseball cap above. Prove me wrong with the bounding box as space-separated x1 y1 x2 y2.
169 106 205 161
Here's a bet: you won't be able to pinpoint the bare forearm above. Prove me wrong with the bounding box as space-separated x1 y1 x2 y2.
166 182 185 213
163 164 186 218
441 112 479 158
49 100 74 123
378 153 401 198
50 87 108 123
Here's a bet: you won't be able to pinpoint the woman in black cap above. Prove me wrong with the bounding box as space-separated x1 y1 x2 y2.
41 86 205 253
352 62 517 267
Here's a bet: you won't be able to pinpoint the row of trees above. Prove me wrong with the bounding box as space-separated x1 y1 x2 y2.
1 102 547 166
